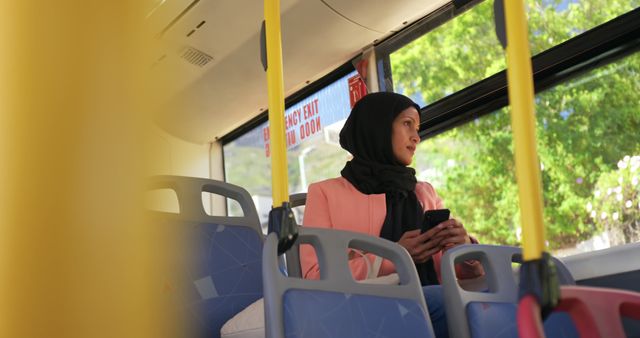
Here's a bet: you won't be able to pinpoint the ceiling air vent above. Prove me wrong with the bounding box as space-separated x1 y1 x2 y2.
180 47 213 67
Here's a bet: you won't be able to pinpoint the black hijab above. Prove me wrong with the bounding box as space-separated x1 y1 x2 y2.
339 92 438 286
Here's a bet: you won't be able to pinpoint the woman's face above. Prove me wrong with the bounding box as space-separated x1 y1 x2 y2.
391 107 420 166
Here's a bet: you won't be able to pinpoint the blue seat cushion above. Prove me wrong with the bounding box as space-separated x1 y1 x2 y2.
164 220 263 338
467 302 578 338
283 289 433 338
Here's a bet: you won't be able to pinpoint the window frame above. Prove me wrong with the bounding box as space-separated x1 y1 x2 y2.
219 61 356 145
373 3 640 140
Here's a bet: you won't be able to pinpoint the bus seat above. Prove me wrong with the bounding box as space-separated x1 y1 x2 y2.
148 175 262 338
441 244 577 338
519 285 640 338
283 193 307 278
263 227 435 338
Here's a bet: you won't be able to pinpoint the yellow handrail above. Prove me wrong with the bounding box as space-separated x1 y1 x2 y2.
504 0 545 260
264 0 289 206
2 2 175 337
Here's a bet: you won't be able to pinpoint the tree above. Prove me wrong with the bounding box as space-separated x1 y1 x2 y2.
590 156 640 245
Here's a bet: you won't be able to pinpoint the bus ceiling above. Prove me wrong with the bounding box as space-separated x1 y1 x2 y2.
145 0 449 144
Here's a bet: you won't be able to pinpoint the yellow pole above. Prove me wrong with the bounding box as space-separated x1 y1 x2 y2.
1 2 178 338
504 0 545 260
264 0 289 206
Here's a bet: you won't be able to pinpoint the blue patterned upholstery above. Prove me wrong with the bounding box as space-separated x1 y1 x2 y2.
183 221 263 336
283 289 431 338
543 312 579 338
149 176 263 338
466 302 578 338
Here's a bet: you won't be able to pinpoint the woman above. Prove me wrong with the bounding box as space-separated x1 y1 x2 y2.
301 92 483 338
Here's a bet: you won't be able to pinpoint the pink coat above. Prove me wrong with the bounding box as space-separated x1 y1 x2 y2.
301 176 482 281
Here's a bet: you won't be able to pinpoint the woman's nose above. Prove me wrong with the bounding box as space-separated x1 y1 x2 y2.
411 131 419 143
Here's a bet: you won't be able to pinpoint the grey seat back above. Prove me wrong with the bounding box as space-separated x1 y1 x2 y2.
148 175 262 338
441 244 575 338
263 227 435 338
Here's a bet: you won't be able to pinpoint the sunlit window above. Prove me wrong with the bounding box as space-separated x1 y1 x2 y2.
390 0 639 106
414 52 640 255
223 71 360 230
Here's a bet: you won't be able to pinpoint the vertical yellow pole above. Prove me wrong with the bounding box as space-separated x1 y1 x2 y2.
1 2 177 338
264 0 289 206
504 0 545 260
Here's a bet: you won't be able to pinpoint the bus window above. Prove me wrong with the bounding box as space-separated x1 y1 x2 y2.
390 0 640 106
413 52 640 255
223 70 359 229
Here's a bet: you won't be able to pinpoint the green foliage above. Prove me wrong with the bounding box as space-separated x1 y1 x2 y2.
399 0 640 249
590 156 640 245
391 0 505 105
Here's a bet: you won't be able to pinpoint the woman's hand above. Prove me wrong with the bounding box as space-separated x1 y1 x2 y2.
397 228 443 264
434 218 471 252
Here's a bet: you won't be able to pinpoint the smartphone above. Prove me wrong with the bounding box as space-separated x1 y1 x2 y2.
421 209 450 233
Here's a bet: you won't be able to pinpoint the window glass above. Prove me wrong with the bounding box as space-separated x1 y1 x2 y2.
223 70 361 230
390 0 639 106
414 52 640 255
